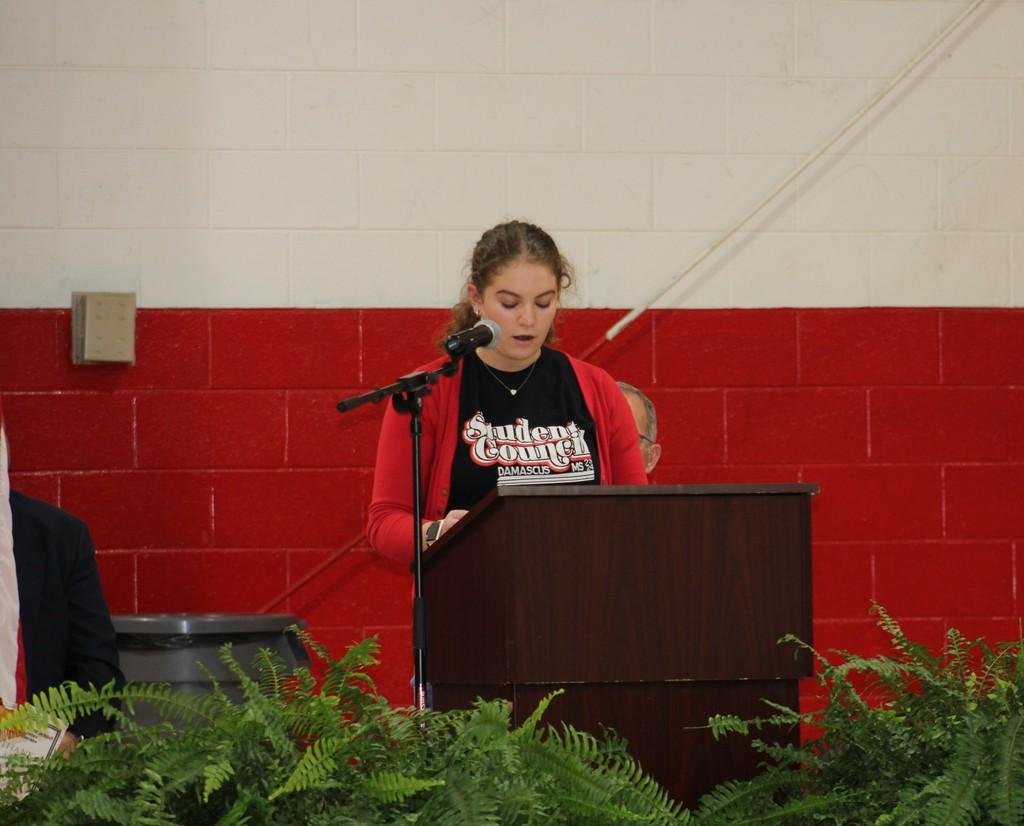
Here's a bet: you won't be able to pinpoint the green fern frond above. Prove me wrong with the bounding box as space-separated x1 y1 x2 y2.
0 679 227 737
0 680 118 734
316 635 380 700
220 643 282 708
517 731 619 815
211 798 253 826
457 696 513 747
693 773 846 825
706 704 804 746
516 688 563 736
203 755 237 802
212 646 299 760
269 735 343 799
362 770 444 804
140 743 222 799
285 693 353 745
943 627 973 681
604 757 687 821
706 713 750 740
981 637 1024 690
915 766 984 826
987 713 1024 824
871 602 936 667
120 682 232 731
251 646 288 699
127 766 179 826
720 793 852 826
418 768 501 826
523 714 658 818
66 787 140 825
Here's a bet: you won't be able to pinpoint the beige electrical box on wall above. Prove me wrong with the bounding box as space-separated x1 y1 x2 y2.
71 292 137 365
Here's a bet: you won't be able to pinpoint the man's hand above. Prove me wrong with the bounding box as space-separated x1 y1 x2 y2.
55 730 79 757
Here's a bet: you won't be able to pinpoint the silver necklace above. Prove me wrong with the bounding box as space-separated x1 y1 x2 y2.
479 357 538 396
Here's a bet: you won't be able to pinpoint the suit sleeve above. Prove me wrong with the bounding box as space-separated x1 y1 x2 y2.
62 519 125 737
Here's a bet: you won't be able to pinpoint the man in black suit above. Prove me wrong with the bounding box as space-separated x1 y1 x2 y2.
11 489 124 752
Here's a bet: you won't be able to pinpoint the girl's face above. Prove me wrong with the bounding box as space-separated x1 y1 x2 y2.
469 258 559 371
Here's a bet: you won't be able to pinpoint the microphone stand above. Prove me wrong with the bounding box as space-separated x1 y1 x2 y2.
337 357 462 711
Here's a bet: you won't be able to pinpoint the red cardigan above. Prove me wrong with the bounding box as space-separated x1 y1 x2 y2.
367 350 648 562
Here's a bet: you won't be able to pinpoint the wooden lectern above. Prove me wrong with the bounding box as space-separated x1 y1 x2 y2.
422 483 818 806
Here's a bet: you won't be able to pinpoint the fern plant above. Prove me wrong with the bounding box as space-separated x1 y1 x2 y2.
693 604 1024 825
8 607 1018 824
0 633 690 825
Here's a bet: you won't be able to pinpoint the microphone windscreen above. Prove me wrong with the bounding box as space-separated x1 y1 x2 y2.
475 318 501 348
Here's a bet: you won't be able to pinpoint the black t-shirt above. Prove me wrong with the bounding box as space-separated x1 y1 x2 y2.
449 347 600 511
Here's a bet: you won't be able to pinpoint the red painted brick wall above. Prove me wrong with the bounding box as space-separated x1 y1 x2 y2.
2 307 1022 708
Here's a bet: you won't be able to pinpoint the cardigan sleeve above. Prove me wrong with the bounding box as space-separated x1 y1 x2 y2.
597 371 650 485
366 356 454 563
366 401 431 562
568 355 649 486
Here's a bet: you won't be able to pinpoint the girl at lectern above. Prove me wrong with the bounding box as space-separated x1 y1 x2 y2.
367 220 647 562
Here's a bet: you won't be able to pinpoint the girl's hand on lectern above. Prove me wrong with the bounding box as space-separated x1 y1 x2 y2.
439 510 468 539
423 509 468 547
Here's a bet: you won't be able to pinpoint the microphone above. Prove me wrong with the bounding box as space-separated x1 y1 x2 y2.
444 319 501 357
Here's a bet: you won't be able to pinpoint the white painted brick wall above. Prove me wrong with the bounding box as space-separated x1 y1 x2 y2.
359 0 503 73
59 151 209 228
210 151 360 229
141 230 291 307
208 0 356 71
437 75 582 151
942 157 1024 230
730 233 872 308
1014 82 1024 154
584 77 726 153
510 153 653 230
0 228 141 306
870 79 1009 156
870 233 1012 306
653 155 800 232
796 2 939 79
55 0 207 69
288 74 435 150
0 151 57 227
586 231 729 308
1014 236 1023 299
0 0 1021 309
292 230 439 306
507 0 651 74
653 1 794 77
799 157 940 233
361 152 508 229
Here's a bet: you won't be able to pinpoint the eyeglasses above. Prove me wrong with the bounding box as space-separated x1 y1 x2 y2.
639 434 655 448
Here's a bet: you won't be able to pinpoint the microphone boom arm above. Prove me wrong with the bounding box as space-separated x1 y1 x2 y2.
336 354 463 711
336 359 461 413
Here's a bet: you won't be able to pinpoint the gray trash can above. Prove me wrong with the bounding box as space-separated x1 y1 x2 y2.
112 613 310 727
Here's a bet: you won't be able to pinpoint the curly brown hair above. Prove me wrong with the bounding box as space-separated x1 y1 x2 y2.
443 220 575 344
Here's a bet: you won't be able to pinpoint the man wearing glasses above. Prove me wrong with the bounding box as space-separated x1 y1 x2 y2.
617 382 662 477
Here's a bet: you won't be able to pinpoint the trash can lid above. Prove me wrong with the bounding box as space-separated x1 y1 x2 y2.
111 612 299 636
